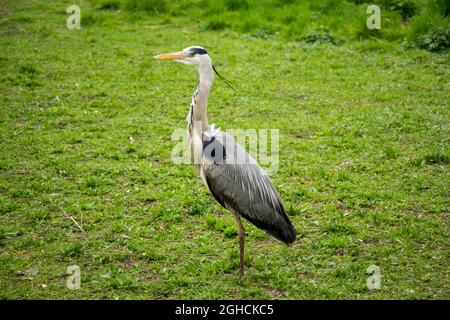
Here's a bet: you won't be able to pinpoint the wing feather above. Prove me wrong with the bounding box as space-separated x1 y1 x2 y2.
201 129 296 244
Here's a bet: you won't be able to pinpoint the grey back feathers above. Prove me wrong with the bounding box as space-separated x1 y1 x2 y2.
201 126 296 244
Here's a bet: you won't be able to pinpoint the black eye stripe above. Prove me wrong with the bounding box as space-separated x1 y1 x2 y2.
189 47 208 55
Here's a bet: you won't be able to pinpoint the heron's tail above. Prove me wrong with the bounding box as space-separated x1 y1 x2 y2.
269 213 296 244
241 208 296 245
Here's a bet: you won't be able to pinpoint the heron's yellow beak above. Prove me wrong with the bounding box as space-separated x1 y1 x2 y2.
154 51 188 60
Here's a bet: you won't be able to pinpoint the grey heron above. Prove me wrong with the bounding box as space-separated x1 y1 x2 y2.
155 46 296 277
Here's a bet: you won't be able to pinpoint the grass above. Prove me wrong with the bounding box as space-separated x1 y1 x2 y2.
0 0 449 299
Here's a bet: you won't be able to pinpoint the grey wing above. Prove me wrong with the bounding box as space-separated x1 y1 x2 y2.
201 131 296 244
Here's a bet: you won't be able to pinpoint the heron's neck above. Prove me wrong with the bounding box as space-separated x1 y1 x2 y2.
188 63 214 132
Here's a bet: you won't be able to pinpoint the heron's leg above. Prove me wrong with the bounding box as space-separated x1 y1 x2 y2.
234 212 245 278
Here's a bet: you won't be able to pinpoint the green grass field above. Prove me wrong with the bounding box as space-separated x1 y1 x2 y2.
0 0 449 299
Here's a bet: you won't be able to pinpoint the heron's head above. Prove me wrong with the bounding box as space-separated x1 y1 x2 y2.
155 46 234 89
154 46 211 67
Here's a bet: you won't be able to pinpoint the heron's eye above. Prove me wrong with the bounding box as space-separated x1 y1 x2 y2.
188 52 196 57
